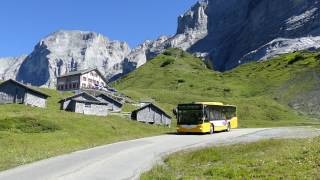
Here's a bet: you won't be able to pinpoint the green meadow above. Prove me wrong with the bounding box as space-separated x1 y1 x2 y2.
115 48 320 127
142 137 320 179
1 48 320 171
0 88 171 171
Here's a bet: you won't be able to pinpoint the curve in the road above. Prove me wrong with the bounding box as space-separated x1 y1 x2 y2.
0 127 319 180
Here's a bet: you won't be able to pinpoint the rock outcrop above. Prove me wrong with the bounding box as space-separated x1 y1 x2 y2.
0 56 27 81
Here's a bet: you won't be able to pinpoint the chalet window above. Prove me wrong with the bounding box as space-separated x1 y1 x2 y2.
72 83 76 89
82 83 86 88
88 79 92 83
65 84 68 89
83 77 87 81
85 103 91 108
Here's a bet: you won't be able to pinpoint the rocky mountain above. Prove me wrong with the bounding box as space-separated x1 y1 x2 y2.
0 56 27 81
15 30 130 87
123 1 209 72
1 0 320 87
188 0 320 70
123 0 320 71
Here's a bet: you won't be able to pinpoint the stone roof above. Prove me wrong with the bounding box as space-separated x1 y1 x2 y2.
59 92 108 105
0 79 50 98
132 103 172 118
58 68 108 84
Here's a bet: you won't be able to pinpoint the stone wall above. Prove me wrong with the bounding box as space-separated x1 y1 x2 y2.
25 91 47 108
136 106 171 126
74 102 109 116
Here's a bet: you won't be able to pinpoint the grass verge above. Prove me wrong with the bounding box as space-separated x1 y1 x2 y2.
0 88 172 171
142 137 320 179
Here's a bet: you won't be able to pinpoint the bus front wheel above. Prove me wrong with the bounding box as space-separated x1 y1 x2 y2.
226 123 231 132
210 124 214 134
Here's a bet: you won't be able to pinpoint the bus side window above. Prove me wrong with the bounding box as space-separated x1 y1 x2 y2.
204 109 210 122
214 110 219 120
206 108 213 121
209 110 213 121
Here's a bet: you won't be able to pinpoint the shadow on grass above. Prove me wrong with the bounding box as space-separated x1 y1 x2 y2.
165 131 227 136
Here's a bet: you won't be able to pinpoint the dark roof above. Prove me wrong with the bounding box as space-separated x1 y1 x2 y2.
57 68 108 84
96 94 123 106
59 92 106 105
71 99 109 105
132 103 172 118
0 79 50 98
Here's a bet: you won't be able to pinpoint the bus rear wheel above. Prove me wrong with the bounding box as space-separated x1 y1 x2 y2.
210 124 214 134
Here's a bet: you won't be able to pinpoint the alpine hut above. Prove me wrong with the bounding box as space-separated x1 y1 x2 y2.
95 94 123 112
0 79 50 108
56 68 109 91
131 103 171 127
59 92 109 116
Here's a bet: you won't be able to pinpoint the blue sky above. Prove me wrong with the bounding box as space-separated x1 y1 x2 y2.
0 0 197 57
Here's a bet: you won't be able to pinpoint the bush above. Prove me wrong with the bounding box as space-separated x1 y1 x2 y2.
160 59 174 67
288 54 304 65
177 79 185 83
0 117 61 133
163 51 173 56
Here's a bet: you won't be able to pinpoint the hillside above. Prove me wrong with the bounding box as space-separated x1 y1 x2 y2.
0 88 171 171
115 48 320 127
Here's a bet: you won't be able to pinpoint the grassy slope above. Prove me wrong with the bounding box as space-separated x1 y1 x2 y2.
141 137 320 179
115 49 320 127
0 88 171 171
1 48 320 171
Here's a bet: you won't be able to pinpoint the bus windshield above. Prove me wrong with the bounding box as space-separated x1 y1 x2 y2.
178 105 203 125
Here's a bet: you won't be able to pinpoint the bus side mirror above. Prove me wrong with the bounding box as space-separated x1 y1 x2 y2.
173 108 177 116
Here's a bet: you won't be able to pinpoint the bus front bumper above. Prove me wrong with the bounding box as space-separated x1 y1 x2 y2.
177 124 210 133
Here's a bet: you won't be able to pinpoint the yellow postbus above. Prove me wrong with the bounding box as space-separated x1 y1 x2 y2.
176 102 238 134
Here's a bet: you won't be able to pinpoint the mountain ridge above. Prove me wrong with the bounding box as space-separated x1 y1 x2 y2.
1 0 320 87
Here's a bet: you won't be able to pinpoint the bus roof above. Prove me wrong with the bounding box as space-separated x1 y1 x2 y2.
192 102 237 107
194 102 224 106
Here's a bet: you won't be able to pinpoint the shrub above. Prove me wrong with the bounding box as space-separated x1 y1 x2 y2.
288 54 304 65
177 79 185 83
0 117 61 133
160 59 174 67
163 51 173 56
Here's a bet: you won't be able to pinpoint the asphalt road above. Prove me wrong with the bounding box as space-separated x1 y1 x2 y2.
0 127 319 180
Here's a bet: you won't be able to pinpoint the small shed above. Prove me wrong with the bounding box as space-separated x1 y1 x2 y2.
131 103 171 127
0 79 50 108
59 92 109 116
95 94 123 112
